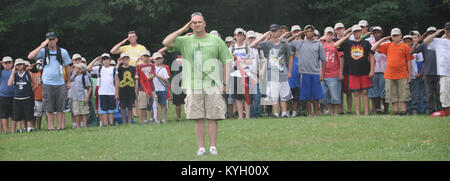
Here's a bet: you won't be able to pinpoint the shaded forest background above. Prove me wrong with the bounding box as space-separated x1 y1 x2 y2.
1 0 449 62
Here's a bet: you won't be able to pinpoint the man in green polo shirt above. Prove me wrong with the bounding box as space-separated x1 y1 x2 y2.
163 12 233 156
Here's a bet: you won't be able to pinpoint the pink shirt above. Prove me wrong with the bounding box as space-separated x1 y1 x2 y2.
322 42 341 78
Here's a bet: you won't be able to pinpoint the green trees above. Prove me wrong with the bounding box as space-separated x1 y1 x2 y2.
0 0 448 62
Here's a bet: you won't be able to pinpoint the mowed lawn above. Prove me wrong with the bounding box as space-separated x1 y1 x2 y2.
0 105 449 161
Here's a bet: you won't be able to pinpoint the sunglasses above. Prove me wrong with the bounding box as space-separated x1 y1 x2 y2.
191 12 203 17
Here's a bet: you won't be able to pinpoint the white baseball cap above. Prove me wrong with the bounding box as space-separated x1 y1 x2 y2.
246 30 257 38
359 20 368 27
372 26 383 32
352 25 362 32
152 52 163 59
426 26 437 32
291 25 301 32
304 25 315 31
324 27 334 34
2 56 13 62
210 30 220 37
140 50 151 56
101 53 111 58
234 28 246 35
120 52 130 59
403 35 413 40
334 23 345 29
110 60 116 65
14 58 25 66
314 29 320 36
225 36 235 43
391 28 402 36
72 53 82 60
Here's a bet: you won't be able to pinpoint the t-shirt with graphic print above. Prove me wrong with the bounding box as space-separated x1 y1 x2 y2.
118 66 136 100
229 44 254 78
259 40 292 82
338 40 373 76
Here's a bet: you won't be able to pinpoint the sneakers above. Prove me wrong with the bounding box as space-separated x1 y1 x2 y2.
291 111 297 117
196 147 218 156
197 147 206 156
209 146 218 155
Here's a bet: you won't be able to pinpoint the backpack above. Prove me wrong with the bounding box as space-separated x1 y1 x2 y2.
43 46 63 67
74 73 91 90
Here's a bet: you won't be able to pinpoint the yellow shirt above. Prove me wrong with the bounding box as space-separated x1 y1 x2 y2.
119 44 147 67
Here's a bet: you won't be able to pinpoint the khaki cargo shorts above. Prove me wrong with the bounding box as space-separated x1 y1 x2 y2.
385 78 411 103
185 86 226 120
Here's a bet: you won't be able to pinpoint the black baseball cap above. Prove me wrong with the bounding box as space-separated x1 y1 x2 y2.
270 24 280 31
45 32 57 39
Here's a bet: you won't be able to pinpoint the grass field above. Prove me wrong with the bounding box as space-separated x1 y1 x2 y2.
0 104 449 161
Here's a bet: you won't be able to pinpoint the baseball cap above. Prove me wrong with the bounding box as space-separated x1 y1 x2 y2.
269 24 280 31
280 25 288 30
81 57 86 63
110 60 116 65
372 26 383 32
2 56 13 62
120 52 130 59
403 35 413 40
14 58 25 66
446 22 450 30
291 25 301 32
324 27 334 34
314 30 320 36
410 30 420 36
72 53 82 60
225 36 235 43
391 28 402 36
426 26 437 33
140 50 151 57
24 61 30 66
36 59 43 64
359 20 368 27
334 23 345 29
101 53 111 59
210 30 220 37
247 30 257 38
45 32 57 39
234 28 246 35
352 25 362 32
304 25 315 31
74 63 88 72
152 52 163 59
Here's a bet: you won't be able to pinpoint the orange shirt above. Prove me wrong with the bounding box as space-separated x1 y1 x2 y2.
33 72 43 100
378 42 414 79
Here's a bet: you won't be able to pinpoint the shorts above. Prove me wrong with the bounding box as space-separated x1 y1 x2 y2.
43 84 67 113
155 91 167 105
349 75 373 91
173 92 186 106
185 86 226 120
13 98 34 121
72 100 89 116
230 76 250 101
265 81 293 102
34 100 44 117
321 78 342 105
300 74 323 101
0 97 13 119
385 78 411 103
99 95 116 114
368 73 386 99
291 87 300 101
439 76 450 108
119 98 135 110
342 74 351 94
137 91 149 109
